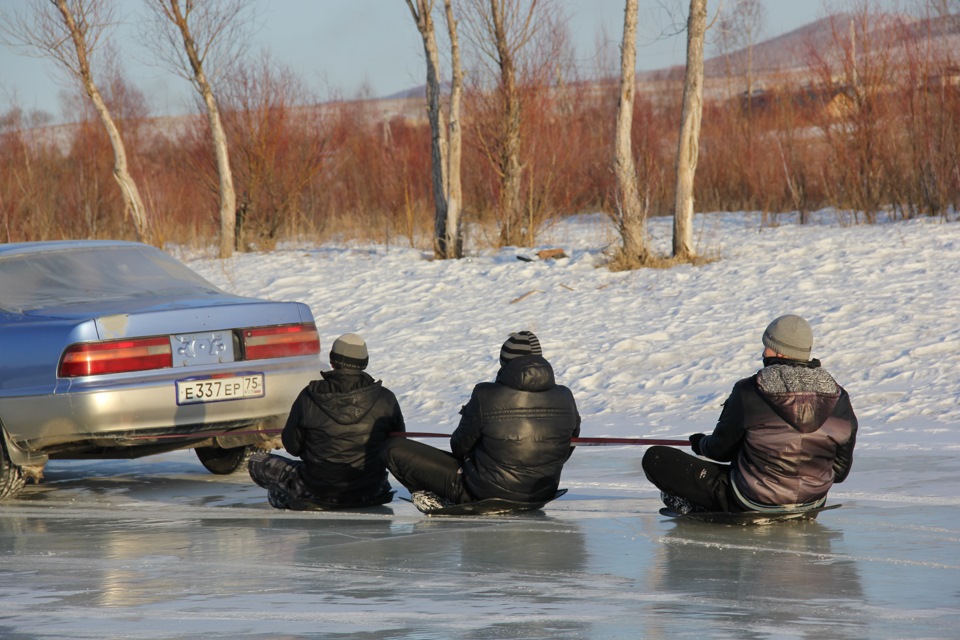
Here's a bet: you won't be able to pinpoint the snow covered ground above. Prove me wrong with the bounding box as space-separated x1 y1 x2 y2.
1 211 959 639
189 210 960 457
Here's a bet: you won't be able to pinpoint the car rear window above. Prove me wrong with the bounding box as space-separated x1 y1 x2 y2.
0 245 225 312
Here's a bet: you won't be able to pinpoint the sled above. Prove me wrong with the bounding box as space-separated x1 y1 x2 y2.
659 502 842 525
285 491 395 512
405 488 568 516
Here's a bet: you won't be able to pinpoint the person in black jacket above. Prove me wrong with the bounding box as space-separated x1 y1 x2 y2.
381 331 581 511
642 315 858 514
248 333 405 509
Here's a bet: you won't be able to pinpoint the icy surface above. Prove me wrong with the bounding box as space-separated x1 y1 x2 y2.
2 212 959 639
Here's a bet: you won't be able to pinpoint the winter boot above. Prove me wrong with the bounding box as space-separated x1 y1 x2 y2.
247 452 272 488
267 486 290 509
661 491 701 515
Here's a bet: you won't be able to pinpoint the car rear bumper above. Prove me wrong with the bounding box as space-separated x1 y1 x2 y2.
0 360 316 454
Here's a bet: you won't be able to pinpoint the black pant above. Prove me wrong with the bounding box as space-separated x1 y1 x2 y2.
641 445 742 512
380 438 474 504
248 453 391 508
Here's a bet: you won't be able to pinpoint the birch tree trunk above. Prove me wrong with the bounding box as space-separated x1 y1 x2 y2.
613 0 648 268
443 0 464 258
490 0 525 247
158 0 237 259
405 0 450 258
673 0 707 260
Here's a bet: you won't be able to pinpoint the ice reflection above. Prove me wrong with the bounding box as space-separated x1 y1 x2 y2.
3 494 960 639
248 514 594 637
648 520 866 638
1 513 206 609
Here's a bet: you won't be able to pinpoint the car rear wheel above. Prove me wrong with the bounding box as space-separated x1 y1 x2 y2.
194 444 257 475
0 440 26 500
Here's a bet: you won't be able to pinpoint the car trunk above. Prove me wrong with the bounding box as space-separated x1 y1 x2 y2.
25 296 310 341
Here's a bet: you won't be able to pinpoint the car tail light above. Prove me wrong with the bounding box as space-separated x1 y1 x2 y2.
60 337 173 377
243 323 320 360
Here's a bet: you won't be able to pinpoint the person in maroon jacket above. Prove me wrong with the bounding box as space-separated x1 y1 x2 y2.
248 333 405 509
643 315 858 514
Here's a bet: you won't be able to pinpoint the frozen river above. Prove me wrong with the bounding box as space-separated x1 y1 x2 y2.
1 448 958 639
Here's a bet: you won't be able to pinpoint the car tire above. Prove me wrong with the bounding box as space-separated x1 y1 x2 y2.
194 444 257 475
0 440 26 500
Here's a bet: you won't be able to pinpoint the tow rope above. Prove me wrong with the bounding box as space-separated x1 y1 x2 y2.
392 432 690 446
122 428 688 447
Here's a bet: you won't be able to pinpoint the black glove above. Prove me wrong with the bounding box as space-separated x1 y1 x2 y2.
689 433 705 456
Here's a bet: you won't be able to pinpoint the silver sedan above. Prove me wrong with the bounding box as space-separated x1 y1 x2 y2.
0 240 321 500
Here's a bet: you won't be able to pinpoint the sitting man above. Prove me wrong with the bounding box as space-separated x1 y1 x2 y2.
249 333 405 509
381 331 581 511
643 314 858 514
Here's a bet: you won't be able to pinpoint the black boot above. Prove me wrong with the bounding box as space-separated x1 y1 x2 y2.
267 487 290 509
661 491 701 515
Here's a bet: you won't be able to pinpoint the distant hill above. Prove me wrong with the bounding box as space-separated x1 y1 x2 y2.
376 12 960 97
380 82 451 101
704 14 855 76
386 13 871 99
700 11 959 80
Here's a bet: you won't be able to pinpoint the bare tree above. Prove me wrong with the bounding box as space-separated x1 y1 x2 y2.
143 0 249 258
612 0 650 269
673 0 707 260
805 2 899 224
1 0 151 243
406 0 447 258
406 0 463 259
443 0 464 258
463 0 544 247
219 53 329 250
719 0 765 99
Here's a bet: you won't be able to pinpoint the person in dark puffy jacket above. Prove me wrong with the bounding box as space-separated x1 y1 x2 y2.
248 333 405 509
381 331 581 511
643 315 857 514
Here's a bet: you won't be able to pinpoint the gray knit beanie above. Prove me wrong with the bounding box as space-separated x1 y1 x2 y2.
762 315 813 361
330 333 369 369
499 331 542 368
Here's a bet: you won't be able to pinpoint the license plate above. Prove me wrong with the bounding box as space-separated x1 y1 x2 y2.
176 373 265 405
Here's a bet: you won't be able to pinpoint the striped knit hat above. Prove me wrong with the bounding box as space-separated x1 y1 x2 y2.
499 331 542 368
330 333 369 370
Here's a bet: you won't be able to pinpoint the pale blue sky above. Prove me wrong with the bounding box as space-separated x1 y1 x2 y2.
0 0 859 122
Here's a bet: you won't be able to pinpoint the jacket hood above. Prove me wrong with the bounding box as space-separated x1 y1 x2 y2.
307 369 381 425
755 363 841 433
495 354 556 392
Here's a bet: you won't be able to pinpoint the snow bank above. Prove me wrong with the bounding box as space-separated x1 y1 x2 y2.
184 211 960 453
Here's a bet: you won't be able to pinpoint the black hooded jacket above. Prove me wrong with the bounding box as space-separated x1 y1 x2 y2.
451 355 581 503
699 357 857 507
281 368 405 498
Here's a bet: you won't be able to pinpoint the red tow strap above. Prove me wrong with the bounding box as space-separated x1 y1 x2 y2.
391 432 689 446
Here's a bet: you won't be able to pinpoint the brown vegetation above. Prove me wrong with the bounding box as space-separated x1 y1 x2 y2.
2 4 959 254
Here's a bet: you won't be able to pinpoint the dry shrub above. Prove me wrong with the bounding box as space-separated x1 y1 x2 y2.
6 0 960 252
318 103 433 248
152 114 223 246
889 5 960 219
220 54 334 251
607 250 716 272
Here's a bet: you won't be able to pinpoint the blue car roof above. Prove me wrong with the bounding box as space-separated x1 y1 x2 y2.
0 241 223 313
